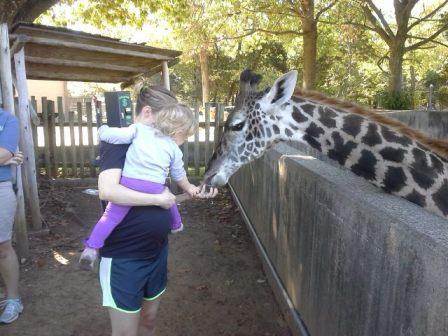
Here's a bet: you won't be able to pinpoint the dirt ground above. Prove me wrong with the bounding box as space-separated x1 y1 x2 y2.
1 179 290 336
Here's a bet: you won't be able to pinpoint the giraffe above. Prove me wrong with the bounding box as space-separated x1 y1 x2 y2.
204 69 448 219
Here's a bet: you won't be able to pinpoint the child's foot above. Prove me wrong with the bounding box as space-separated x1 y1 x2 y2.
79 247 98 271
171 222 184 234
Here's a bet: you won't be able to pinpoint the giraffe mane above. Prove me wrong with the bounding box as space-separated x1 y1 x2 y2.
294 88 448 159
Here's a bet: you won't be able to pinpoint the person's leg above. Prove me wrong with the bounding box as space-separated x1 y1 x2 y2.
139 298 161 336
109 308 140 336
0 240 19 299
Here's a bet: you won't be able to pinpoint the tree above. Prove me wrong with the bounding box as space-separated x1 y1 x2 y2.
232 0 338 90
0 0 59 25
358 0 448 94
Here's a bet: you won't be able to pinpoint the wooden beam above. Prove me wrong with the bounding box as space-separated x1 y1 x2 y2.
13 47 42 230
162 60 170 90
0 23 29 258
121 58 180 89
10 34 173 61
25 56 149 73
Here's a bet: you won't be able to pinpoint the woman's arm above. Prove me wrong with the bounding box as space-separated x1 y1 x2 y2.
98 168 175 208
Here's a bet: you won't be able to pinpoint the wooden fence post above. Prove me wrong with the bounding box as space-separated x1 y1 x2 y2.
48 100 58 177
13 46 42 230
69 111 77 177
194 104 200 176
0 23 28 257
204 103 210 165
30 96 39 167
41 97 52 178
86 102 96 177
57 97 68 177
77 102 84 178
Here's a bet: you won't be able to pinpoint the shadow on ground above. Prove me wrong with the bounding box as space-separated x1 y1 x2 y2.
1 179 290 336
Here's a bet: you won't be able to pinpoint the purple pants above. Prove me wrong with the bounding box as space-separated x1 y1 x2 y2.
86 176 181 249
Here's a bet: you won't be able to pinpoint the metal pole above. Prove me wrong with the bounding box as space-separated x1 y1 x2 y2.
429 84 434 111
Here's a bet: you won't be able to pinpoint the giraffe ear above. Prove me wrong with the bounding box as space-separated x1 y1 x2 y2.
264 70 298 110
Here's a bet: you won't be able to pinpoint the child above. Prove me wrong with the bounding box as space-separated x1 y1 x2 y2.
80 103 199 269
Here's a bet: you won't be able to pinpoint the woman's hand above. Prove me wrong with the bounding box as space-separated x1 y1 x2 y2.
157 188 176 209
2 151 23 166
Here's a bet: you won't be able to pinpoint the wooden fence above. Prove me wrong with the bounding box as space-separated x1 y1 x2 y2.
31 97 226 179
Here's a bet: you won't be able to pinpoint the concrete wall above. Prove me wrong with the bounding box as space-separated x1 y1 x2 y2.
230 142 448 336
383 111 448 140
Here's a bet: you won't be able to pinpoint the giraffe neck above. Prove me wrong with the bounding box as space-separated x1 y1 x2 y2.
271 97 448 219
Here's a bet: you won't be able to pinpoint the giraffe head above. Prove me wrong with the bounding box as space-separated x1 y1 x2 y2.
204 69 298 186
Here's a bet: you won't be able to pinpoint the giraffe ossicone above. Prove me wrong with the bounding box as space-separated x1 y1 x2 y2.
204 69 448 219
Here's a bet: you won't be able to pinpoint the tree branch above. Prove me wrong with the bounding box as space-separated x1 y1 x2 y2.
361 4 392 44
407 34 448 49
406 22 448 51
220 28 303 41
316 0 338 20
407 0 448 31
365 0 395 38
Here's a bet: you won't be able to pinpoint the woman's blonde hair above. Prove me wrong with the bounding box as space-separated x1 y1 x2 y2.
153 103 197 137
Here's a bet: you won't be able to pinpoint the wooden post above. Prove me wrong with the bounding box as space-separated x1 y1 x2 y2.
162 61 170 91
30 96 39 167
69 111 77 177
77 102 85 178
13 47 42 230
41 97 52 178
0 23 28 257
57 97 67 177
204 103 210 165
183 140 189 173
48 100 58 177
194 104 200 176
86 102 96 177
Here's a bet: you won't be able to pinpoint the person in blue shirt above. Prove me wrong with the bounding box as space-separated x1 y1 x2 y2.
0 107 24 324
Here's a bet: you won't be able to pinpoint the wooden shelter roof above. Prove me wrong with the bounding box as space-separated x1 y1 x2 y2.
9 23 181 85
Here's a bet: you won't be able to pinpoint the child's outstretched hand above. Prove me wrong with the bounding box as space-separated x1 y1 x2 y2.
79 247 98 271
187 184 201 198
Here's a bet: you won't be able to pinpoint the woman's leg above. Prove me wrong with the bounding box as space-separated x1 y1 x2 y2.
0 240 19 298
109 308 140 336
139 298 161 336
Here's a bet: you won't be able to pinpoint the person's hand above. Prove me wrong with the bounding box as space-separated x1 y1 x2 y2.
196 185 218 199
3 151 23 166
187 184 201 198
79 247 98 271
158 187 176 209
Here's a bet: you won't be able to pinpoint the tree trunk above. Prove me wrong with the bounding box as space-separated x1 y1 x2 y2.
0 0 59 24
388 42 405 94
301 16 317 90
199 46 210 106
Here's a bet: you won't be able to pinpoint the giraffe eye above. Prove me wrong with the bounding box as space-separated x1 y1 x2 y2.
229 121 245 131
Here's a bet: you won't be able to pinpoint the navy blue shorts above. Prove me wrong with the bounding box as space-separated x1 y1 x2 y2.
99 245 168 313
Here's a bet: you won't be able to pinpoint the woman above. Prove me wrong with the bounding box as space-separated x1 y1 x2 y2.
94 86 217 336
0 107 24 324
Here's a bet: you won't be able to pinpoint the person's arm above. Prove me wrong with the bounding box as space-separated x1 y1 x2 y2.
0 114 19 165
98 168 176 208
0 148 13 165
98 124 137 144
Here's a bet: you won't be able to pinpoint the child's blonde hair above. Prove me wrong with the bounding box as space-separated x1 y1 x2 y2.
153 103 197 138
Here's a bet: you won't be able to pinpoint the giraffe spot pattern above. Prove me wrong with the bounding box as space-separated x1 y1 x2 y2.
405 190 426 208
318 106 337 128
351 150 377 181
362 123 382 146
291 96 306 104
266 128 272 138
433 180 448 216
303 122 324 152
246 133 253 141
301 104 315 116
430 154 444 174
342 114 364 137
292 106 308 123
379 147 407 163
273 124 280 134
328 132 357 166
410 148 438 190
381 126 412 147
383 166 407 192
285 128 293 137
